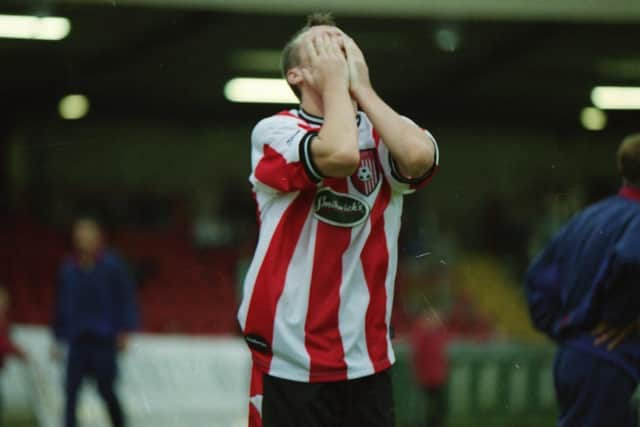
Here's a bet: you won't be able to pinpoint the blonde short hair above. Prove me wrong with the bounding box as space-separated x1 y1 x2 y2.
281 12 337 99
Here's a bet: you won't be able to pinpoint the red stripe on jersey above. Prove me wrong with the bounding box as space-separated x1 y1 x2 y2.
255 145 314 192
297 123 321 132
249 405 262 427
248 363 263 427
372 128 381 147
276 110 298 119
305 177 350 382
361 181 392 372
243 191 314 372
410 165 439 191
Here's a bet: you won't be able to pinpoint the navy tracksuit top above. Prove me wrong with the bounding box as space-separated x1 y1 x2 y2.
53 249 139 343
525 186 640 382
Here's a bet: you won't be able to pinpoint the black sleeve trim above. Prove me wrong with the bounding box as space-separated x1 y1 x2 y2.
389 135 439 184
298 131 323 183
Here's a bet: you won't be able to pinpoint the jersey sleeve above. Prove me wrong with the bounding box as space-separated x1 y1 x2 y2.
600 216 640 325
250 115 322 194
524 230 565 336
376 117 439 195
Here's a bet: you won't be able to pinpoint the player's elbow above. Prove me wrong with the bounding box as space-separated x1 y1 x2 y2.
328 151 361 177
402 148 435 178
318 150 361 178
405 132 436 174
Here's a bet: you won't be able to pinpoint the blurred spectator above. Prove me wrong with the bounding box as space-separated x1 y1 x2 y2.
192 188 233 248
410 310 449 427
52 216 139 427
0 286 26 427
447 290 492 340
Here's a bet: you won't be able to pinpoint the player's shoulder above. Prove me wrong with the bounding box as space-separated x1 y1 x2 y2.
251 109 315 148
252 110 303 134
582 195 627 218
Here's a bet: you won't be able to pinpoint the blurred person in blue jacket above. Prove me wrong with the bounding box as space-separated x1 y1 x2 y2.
525 134 640 427
52 215 139 427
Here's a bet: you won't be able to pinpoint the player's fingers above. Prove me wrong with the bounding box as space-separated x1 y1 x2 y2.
607 324 636 350
303 34 319 62
335 34 347 55
307 36 320 63
313 34 327 57
327 28 344 38
594 328 614 346
344 36 360 54
592 322 607 336
327 34 343 58
324 33 338 58
343 35 355 54
343 36 361 62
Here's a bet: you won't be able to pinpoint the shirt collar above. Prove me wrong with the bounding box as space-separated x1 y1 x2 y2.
298 108 361 127
73 248 106 267
619 186 640 203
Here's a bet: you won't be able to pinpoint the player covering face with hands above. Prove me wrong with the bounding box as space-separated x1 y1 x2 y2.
238 13 439 427
296 30 366 107
284 21 435 181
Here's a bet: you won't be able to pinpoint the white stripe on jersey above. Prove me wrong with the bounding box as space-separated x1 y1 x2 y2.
382 196 404 364
269 209 318 381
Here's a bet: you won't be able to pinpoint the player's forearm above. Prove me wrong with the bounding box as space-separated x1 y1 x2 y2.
312 83 360 177
356 87 435 178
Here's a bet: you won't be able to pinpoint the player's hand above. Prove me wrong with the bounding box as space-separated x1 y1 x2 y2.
301 32 349 95
343 36 372 99
592 321 639 350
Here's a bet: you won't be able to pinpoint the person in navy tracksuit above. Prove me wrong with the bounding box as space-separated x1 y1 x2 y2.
525 134 640 427
53 216 139 427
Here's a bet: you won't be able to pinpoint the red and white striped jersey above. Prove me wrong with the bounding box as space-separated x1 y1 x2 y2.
238 108 439 383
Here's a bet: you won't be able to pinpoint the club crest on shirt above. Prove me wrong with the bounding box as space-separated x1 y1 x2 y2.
350 149 381 196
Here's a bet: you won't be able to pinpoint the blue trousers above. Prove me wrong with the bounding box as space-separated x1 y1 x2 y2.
65 336 125 427
554 346 638 427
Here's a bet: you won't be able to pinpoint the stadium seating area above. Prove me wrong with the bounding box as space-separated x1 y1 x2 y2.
0 216 239 335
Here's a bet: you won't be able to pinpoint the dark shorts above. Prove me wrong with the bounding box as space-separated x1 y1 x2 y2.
554 346 638 427
251 366 395 427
